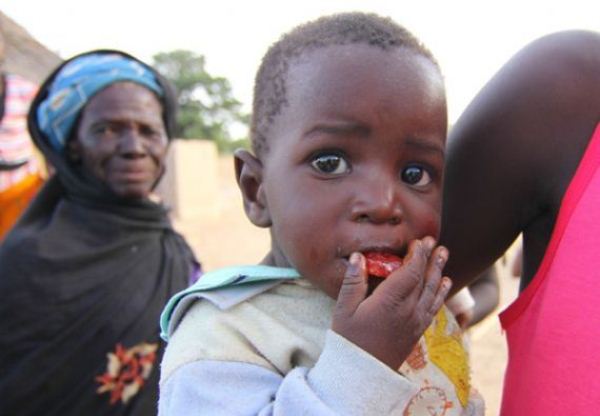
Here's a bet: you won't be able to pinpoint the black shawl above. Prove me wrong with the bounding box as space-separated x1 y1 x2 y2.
0 51 197 416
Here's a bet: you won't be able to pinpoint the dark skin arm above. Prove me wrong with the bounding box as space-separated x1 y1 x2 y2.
449 266 499 328
468 266 499 327
440 30 600 295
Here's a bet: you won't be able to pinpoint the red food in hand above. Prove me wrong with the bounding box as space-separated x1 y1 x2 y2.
364 252 403 278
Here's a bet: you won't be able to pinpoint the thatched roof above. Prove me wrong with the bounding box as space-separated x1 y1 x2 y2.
1 10 62 84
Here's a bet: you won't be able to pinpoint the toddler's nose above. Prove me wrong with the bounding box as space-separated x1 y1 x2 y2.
351 177 403 225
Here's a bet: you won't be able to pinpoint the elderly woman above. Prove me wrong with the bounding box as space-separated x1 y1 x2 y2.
0 50 198 415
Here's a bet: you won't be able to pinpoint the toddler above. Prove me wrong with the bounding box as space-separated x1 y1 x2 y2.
159 12 483 415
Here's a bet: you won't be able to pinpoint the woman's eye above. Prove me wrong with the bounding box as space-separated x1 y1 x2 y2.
93 125 114 137
141 125 161 138
311 154 350 175
401 165 432 187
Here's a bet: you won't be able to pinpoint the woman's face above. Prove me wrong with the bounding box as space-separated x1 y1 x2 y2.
72 82 168 199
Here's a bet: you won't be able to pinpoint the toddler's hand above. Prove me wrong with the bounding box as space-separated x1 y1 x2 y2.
331 237 452 370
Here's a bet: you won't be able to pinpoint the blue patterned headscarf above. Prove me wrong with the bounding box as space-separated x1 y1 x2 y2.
36 53 164 151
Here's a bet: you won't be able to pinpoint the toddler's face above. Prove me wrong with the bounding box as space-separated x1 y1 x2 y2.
260 44 447 298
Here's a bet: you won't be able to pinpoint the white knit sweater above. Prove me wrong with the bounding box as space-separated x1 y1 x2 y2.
159 267 484 415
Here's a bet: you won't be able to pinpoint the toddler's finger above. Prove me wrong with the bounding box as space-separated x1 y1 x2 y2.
418 245 448 307
378 239 430 304
428 277 453 318
334 252 368 317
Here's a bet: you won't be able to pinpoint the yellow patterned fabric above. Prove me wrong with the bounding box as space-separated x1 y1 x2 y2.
400 306 471 414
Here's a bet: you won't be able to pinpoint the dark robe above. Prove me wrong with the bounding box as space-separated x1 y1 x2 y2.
0 51 197 416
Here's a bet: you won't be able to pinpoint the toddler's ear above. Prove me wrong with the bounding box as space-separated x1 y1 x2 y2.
234 149 271 227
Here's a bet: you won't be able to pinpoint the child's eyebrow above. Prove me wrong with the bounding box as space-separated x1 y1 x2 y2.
404 137 445 157
302 124 445 156
303 123 370 139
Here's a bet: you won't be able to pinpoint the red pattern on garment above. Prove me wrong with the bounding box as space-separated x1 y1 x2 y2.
96 342 158 405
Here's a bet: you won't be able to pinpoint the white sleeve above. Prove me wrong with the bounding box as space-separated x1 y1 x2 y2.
445 287 475 317
159 330 418 415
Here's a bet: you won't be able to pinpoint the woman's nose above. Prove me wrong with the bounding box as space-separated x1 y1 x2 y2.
119 128 146 157
351 176 404 225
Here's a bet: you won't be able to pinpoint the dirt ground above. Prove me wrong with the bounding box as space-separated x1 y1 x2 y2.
173 156 519 416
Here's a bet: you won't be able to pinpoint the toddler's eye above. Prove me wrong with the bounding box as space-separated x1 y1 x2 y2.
311 154 350 175
401 166 432 187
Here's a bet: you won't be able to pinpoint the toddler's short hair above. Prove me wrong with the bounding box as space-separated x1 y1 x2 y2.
250 12 439 156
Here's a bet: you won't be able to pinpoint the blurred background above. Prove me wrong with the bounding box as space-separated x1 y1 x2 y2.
3 0 599 128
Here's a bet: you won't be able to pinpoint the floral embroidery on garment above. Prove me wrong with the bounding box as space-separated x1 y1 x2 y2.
96 342 158 405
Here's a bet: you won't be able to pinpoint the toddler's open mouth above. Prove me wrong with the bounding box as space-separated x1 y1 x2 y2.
341 251 404 295
364 252 403 279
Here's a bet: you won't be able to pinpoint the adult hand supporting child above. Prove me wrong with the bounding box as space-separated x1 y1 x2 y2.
332 237 451 370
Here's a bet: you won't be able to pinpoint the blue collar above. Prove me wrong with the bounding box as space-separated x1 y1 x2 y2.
160 265 300 341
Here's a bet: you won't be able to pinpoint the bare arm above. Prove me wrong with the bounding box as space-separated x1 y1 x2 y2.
468 267 499 327
441 30 600 294
446 266 499 328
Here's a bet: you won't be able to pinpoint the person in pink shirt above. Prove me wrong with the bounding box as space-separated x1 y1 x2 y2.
440 30 600 415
